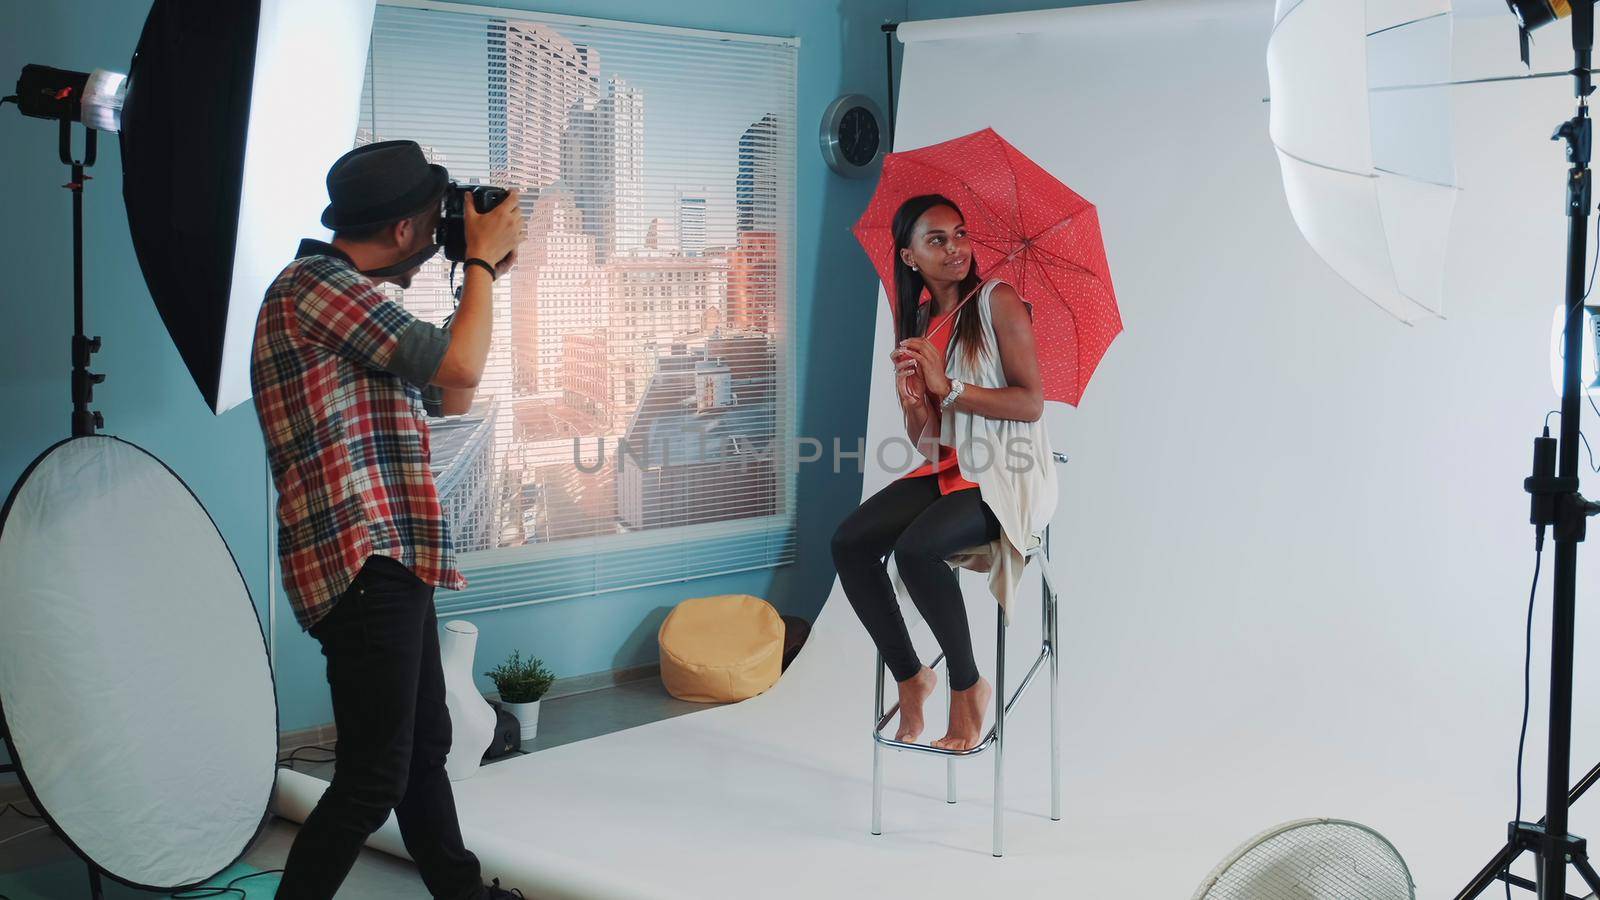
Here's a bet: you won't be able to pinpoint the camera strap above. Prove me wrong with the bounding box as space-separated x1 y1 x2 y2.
359 242 441 280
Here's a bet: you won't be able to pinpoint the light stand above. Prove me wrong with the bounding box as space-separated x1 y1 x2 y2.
1458 3 1600 897
3 64 109 438
2 64 111 900
64 116 105 439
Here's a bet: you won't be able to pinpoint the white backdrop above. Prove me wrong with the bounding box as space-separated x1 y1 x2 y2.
892 0 1600 892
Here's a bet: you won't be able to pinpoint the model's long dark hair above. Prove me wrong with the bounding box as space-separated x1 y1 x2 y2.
892 194 984 371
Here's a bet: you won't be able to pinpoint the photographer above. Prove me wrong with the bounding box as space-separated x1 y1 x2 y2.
248 140 523 900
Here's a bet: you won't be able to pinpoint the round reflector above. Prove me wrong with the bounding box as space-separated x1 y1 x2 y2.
0 436 276 889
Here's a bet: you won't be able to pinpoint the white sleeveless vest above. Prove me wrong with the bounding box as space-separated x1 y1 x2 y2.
889 278 1059 625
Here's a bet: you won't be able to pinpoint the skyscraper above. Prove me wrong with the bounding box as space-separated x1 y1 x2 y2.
430 405 499 553
518 189 609 397
487 20 599 199
730 113 783 334
561 74 645 264
487 18 600 404
676 193 707 257
487 23 507 182
737 113 780 234
728 230 777 333
608 75 645 254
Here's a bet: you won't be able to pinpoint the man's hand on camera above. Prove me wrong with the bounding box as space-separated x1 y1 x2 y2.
464 186 524 268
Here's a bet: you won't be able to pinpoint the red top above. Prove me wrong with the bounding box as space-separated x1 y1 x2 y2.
900 304 980 494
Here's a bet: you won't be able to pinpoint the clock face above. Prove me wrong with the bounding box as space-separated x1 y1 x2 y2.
838 106 881 168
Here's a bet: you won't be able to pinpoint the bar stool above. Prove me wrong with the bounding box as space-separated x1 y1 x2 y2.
870 450 1066 858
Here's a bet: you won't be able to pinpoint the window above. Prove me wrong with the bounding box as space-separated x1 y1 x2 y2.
358 1 798 614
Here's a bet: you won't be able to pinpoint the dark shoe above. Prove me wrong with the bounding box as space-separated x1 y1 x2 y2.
486 878 525 899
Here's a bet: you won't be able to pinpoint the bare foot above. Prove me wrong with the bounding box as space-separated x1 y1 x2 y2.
894 666 938 742
931 676 992 751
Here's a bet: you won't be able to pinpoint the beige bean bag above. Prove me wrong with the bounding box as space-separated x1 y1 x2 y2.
658 594 785 702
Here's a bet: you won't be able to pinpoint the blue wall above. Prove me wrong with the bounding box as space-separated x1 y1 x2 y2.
0 0 1116 737
0 0 904 733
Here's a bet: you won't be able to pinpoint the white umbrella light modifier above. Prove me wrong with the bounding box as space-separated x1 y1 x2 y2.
1268 0 1460 323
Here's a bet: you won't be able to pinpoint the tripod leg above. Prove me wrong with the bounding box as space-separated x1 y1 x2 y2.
1456 841 1527 900
1571 854 1600 897
87 865 103 900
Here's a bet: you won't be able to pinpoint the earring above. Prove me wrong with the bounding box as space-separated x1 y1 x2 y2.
911 264 918 271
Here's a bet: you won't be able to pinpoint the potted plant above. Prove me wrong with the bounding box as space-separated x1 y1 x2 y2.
485 650 555 743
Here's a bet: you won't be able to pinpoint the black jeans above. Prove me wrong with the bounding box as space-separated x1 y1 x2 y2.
277 554 485 900
831 476 1001 692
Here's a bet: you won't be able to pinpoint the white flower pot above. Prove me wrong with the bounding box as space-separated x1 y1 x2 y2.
504 699 541 744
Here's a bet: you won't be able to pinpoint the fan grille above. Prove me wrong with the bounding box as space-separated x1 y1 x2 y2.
1195 819 1415 900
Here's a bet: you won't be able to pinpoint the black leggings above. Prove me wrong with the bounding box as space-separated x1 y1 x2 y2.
830 475 1001 692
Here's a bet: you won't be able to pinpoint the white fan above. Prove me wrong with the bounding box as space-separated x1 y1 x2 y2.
1192 818 1416 900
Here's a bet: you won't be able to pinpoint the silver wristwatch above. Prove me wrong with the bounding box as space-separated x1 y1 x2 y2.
940 378 965 410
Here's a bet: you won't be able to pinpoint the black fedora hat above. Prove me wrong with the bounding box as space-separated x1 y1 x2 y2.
321 139 448 232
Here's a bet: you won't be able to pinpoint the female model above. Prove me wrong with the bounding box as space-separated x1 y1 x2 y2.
831 193 1052 752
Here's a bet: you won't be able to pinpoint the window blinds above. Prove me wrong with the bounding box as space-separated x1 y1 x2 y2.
357 0 799 614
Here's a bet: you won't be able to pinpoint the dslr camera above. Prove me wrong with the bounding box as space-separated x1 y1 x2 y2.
437 181 511 263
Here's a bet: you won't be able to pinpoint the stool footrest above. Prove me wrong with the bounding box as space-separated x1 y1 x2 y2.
872 644 1052 758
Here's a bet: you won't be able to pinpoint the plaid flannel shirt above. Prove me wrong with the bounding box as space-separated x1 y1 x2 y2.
251 239 467 630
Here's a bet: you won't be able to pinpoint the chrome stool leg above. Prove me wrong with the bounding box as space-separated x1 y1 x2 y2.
946 664 958 803
1042 534 1062 822
872 651 884 836
993 604 1006 858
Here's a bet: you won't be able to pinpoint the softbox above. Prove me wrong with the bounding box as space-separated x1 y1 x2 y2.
0 437 277 890
121 0 376 414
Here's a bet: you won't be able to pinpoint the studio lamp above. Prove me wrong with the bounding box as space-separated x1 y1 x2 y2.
1510 0 1583 63
12 65 127 132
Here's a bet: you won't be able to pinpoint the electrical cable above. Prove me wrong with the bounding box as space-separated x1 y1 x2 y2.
170 867 286 899
1507 543 1544 900
0 803 40 821
276 743 336 771
1587 204 1600 301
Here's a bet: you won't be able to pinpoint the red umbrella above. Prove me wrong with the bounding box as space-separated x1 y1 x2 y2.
852 127 1121 407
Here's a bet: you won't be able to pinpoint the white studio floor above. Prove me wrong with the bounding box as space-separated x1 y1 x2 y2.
274 561 1352 900
274 575 1098 900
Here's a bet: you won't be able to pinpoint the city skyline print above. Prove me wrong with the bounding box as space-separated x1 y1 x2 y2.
356 3 797 598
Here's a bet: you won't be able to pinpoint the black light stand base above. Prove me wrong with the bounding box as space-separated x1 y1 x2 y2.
1460 758 1600 898
1508 823 1600 899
